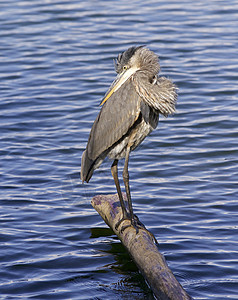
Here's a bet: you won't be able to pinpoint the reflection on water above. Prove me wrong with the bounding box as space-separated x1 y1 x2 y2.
1 0 238 299
90 227 154 299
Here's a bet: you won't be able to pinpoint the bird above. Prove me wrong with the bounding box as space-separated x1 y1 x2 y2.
81 46 177 233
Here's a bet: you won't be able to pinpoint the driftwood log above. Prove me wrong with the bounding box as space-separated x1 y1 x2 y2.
92 193 192 300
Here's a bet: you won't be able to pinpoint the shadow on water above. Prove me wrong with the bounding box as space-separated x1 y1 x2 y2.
90 227 155 300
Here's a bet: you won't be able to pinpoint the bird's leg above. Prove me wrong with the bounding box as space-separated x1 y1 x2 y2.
121 147 158 244
111 159 129 228
122 147 134 221
121 147 141 233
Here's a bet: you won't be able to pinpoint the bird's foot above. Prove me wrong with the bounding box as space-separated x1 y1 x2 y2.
115 214 158 244
120 214 145 234
115 212 130 231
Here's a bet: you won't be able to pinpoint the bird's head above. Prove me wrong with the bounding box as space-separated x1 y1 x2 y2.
100 46 160 105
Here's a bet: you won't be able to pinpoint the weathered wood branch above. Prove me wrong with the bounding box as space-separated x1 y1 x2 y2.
92 193 192 300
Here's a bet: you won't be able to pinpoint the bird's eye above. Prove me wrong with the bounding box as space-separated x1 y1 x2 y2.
123 65 128 70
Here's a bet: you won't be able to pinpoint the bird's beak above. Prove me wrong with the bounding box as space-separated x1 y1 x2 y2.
100 66 139 106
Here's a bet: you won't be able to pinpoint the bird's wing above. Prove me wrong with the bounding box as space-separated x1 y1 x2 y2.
81 79 140 182
133 74 177 117
87 79 140 160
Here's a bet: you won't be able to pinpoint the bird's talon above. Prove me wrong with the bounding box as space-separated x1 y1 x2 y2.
133 214 146 229
120 222 139 234
119 215 142 234
115 214 130 231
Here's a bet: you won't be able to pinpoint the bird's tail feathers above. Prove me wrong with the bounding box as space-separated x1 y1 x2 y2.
81 150 94 183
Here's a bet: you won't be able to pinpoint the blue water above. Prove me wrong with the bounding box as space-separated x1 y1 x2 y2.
1 0 238 299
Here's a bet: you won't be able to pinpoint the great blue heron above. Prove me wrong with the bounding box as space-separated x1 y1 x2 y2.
81 46 177 233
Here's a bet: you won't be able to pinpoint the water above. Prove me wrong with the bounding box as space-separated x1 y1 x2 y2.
1 0 238 299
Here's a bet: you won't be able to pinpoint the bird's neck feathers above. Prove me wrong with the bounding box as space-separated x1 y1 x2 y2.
133 74 178 117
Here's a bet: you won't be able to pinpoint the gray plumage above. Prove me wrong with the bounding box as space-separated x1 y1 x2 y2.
81 46 177 232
